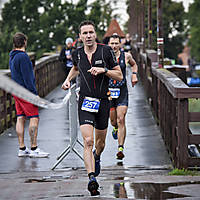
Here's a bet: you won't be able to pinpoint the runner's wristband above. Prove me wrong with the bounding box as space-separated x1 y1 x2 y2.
132 72 137 74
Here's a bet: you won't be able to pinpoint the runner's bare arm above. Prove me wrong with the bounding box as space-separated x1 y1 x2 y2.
62 66 79 90
126 53 138 87
104 65 123 81
88 65 123 81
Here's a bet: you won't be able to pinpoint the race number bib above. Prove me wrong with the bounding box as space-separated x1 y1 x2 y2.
109 88 120 99
81 97 100 113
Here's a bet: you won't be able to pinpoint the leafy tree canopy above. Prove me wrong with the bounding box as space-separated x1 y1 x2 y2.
0 0 113 69
188 0 200 62
126 0 186 61
151 0 186 60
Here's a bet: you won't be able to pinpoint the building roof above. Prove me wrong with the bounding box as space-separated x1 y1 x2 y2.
104 19 125 38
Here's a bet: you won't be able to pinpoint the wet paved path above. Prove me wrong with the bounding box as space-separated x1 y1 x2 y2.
1 68 200 199
0 68 171 173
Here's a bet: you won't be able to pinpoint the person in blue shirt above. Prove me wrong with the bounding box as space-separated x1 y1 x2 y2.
9 32 49 158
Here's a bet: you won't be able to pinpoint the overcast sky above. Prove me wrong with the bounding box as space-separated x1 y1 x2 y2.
110 0 195 29
85 0 195 28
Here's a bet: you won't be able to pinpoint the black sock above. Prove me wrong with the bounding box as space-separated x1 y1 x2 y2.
20 146 26 150
118 145 124 149
94 150 100 160
88 172 95 179
31 146 37 151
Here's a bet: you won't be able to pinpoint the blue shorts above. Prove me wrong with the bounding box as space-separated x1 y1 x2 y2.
110 85 128 109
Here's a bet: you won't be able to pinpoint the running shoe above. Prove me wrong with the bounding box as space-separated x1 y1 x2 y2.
112 127 118 140
88 176 100 196
18 147 30 157
93 150 101 177
116 147 125 160
29 148 49 158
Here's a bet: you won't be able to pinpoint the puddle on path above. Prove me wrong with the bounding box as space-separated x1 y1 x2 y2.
24 176 200 199
25 178 56 183
24 174 78 183
112 181 200 199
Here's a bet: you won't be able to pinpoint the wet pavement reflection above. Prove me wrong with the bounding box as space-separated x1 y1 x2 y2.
130 182 189 199
112 180 200 199
2 70 200 199
113 182 128 198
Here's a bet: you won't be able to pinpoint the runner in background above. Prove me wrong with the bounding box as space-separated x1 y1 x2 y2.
108 34 138 161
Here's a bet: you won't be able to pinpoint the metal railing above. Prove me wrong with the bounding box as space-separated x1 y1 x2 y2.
52 84 83 170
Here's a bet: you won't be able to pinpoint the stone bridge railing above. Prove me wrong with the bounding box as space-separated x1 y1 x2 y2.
0 54 66 134
133 45 200 169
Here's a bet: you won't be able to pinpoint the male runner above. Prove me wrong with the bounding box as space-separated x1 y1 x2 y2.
62 21 122 196
108 34 138 160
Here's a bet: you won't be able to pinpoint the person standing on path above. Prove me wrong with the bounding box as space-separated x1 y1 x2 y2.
108 34 138 160
9 32 49 158
59 37 76 84
123 33 132 53
62 21 123 196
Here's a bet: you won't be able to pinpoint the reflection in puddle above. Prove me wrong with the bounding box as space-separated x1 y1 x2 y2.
117 161 123 166
113 180 200 199
25 178 56 183
130 182 190 199
113 182 127 198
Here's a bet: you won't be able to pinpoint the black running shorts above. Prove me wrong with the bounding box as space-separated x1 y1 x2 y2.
78 95 110 130
110 85 128 108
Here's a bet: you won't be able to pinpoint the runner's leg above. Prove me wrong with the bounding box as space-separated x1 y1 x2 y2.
116 106 128 146
80 124 95 174
95 128 107 156
110 108 117 127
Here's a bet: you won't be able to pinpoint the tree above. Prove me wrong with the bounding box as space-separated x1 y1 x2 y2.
162 0 186 60
126 0 186 61
188 0 200 62
0 0 115 69
87 0 113 40
0 0 88 68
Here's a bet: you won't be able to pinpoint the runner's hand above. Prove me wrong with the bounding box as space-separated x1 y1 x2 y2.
131 74 138 87
61 80 70 90
88 67 105 76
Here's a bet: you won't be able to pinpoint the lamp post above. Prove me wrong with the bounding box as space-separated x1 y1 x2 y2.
148 0 152 49
157 0 164 68
137 0 141 43
141 0 145 52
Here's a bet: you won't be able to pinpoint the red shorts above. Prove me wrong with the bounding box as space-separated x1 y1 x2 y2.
13 96 39 118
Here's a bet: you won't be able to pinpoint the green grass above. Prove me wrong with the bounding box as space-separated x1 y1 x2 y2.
189 98 200 112
169 168 200 176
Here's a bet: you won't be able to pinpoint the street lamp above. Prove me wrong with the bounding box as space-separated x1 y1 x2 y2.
157 0 164 68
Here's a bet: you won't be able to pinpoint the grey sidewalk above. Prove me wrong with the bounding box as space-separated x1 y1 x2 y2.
0 69 200 199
